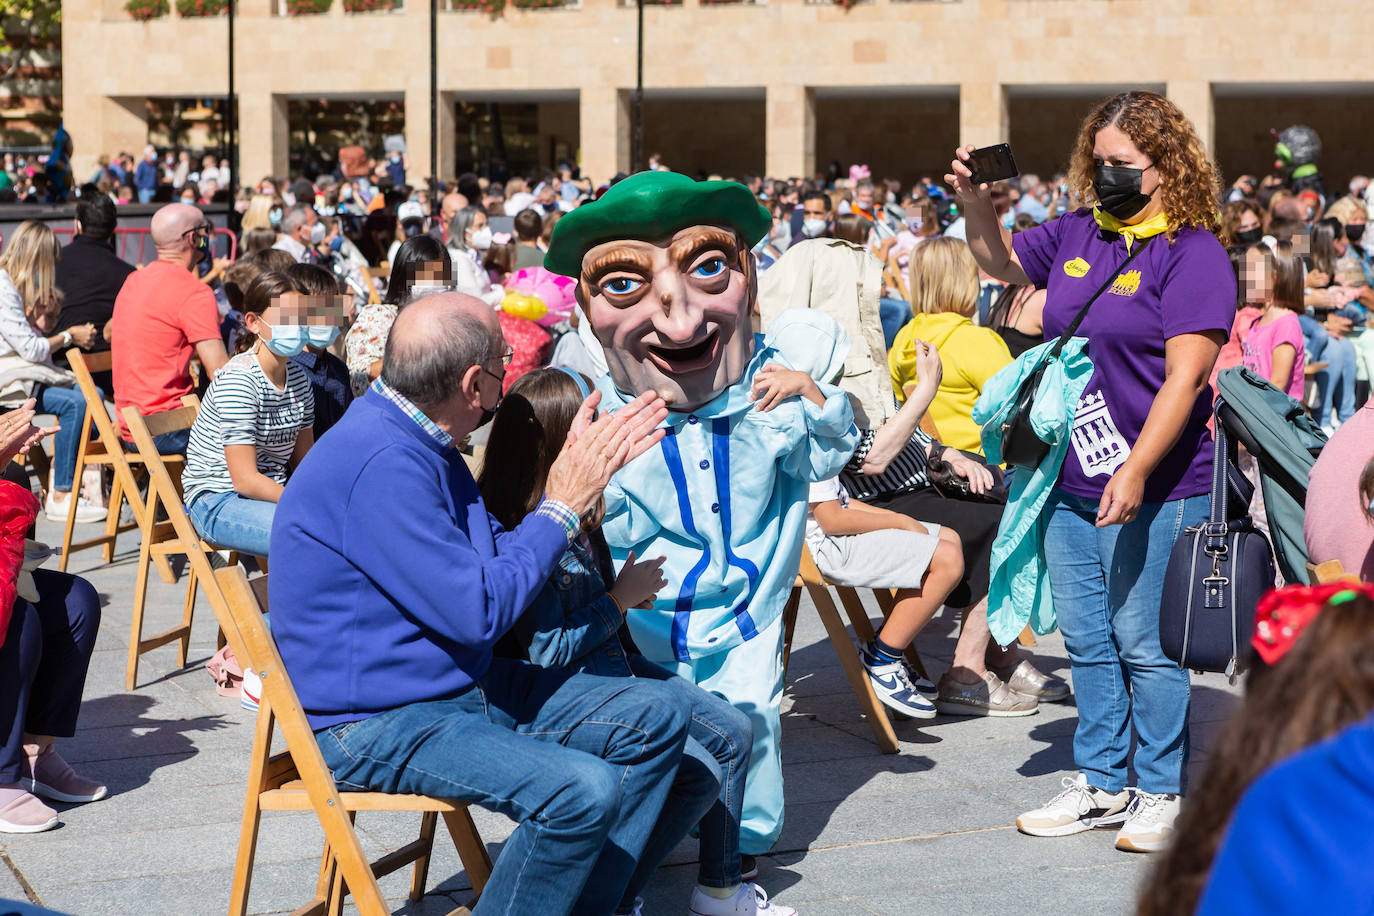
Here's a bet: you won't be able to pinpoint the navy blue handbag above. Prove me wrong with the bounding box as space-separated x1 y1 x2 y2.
1159 405 1275 678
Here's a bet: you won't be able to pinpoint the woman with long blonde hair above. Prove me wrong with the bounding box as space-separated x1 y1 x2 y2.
887 236 1012 455
239 194 281 235
949 89 1236 852
0 221 102 522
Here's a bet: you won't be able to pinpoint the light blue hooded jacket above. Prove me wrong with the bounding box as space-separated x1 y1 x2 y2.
973 337 1094 646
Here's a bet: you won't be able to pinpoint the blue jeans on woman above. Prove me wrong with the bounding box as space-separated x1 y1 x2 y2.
878 297 909 352
186 490 275 558
1042 488 1209 795
36 385 85 492
315 658 689 916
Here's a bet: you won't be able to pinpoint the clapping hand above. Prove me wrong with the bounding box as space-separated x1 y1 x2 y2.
545 390 668 518
0 400 58 468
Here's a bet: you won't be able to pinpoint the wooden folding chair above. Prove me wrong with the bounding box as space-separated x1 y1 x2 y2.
58 348 181 579
1307 558 1358 584
216 566 492 916
121 397 242 690
781 545 935 754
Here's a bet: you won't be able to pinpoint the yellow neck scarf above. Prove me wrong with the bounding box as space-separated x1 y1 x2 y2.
1093 207 1170 251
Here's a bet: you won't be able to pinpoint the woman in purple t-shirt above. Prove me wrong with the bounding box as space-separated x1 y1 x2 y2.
948 90 1237 853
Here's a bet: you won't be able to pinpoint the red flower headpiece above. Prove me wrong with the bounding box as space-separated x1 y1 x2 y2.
1253 582 1374 666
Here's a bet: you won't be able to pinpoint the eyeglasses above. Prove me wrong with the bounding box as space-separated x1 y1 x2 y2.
180 223 214 241
489 347 514 368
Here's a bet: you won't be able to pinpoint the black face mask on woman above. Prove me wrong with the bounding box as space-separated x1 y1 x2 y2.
1093 164 1155 220
1346 224 1367 244
1234 227 1263 247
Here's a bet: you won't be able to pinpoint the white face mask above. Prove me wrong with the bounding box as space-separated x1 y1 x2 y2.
468 226 493 250
340 186 352 201
802 218 828 238
309 221 326 245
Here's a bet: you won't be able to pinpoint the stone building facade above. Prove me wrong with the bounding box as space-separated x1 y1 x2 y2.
60 0 1374 188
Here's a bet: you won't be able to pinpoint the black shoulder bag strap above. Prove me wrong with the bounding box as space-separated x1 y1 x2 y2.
1045 235 1153 362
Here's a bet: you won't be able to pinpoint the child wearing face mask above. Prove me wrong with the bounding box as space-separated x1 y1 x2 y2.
282 263 353 440
181 270 316 559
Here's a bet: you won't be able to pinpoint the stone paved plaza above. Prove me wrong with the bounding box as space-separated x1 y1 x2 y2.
0 511 1242 915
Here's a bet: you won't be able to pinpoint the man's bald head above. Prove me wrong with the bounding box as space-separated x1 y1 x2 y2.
442 191 469 220
151 203 205 249
382 292 502 410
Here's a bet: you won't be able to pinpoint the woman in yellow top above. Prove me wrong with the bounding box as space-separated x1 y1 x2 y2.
888 237 1012 454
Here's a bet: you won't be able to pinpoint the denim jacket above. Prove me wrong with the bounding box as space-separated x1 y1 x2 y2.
500 530 636 678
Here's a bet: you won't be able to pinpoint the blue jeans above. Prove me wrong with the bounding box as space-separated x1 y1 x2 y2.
1042 488 1209 795
878 297 909 352
316 659 689 916
625 654 750 890
1315 335 1358 426
37 385 86 492
137 188 154 204
186 490 275 557
122 428 191 457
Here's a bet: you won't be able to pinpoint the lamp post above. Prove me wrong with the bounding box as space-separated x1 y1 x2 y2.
633 0 644 173
429 0 438 217
225 0 236 194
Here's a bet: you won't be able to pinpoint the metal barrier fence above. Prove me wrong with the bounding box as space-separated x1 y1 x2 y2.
43 226 238 265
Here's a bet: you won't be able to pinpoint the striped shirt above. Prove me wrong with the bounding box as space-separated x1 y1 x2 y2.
182 351 315 505
839 427 934 501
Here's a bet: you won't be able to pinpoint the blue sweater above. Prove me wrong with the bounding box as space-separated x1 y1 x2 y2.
269 391 570 729
1198 713 1374 915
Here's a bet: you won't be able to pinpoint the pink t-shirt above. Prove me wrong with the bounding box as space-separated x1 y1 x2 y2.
1241 312 1306 400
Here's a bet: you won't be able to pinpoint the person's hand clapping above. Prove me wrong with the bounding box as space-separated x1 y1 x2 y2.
609 550 667 612
544 389 667 518
0 399 58 468
68 322 98 350
751 363 822 412
946 145 994 205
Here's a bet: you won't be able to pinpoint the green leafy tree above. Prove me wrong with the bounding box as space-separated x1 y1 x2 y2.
0 0 61 85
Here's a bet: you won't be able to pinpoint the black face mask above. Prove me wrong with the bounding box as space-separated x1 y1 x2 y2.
1346 224 1367 244
1234 227 1263 247
1093 164 1155 221
474 368 503 429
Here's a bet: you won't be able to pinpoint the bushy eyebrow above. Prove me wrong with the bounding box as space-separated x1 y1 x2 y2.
669 228 738 266
585 246 654 282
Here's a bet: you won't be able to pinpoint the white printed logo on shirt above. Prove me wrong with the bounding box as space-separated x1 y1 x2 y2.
1071 390 1131 478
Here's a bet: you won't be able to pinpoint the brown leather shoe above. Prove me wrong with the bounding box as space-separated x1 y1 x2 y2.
936 671 1038 717
992 660 1072 703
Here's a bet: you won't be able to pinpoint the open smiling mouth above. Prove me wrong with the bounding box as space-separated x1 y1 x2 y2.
646 330 721 374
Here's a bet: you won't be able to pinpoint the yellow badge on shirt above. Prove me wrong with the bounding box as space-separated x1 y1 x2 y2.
1064 257 1090 278
1109 270 1141 297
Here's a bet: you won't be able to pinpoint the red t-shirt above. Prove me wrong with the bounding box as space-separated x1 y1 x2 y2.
111 261 221 438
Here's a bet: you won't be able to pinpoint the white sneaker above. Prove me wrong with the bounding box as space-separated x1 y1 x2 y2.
860 644 936 719
44 492 107 524
689 883 796 916
241 668 262 712
1016 773 1131 837
1114 791 1182 853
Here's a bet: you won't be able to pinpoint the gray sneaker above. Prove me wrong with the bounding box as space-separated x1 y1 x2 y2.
936 670 1038 717
992 659 1072 703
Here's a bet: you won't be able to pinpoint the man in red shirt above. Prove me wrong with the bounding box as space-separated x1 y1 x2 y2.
110 203 229 453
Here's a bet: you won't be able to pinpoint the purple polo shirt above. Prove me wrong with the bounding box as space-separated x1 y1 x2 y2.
1013 208 1236 503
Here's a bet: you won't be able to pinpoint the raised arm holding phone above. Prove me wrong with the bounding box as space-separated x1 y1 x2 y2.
949 90 1236 855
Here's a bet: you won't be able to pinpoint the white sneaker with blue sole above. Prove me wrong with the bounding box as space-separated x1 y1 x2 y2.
860 644 937 719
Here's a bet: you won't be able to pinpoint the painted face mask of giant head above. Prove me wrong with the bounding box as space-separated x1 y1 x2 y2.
544 172 771 412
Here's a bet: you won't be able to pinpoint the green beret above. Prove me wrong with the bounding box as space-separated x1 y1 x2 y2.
544 171 772 277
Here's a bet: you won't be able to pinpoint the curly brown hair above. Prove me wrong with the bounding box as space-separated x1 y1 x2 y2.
1137 592 1374 916
1068 90 1222 239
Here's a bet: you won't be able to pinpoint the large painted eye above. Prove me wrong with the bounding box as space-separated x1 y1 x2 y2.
604 276 642 295
692 257 727 279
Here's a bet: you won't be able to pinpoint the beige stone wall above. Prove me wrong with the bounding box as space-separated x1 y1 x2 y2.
61 0 1374 186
